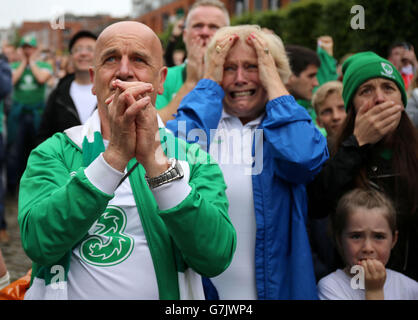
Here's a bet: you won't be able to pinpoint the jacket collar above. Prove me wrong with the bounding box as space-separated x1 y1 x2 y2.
220 108 265 128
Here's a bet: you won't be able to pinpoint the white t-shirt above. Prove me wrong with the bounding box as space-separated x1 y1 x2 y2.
318 268 418 300
69 81 97 124
209 110 264 300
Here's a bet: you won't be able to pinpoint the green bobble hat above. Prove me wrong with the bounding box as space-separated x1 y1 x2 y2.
342 51 407 110
19 35 37 47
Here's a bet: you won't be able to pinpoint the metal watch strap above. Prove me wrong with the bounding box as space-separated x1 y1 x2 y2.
145 158 184 189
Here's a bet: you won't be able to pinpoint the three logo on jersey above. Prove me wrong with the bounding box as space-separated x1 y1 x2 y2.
79 206 134 267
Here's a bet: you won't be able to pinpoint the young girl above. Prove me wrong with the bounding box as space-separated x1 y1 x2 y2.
318 188 418 300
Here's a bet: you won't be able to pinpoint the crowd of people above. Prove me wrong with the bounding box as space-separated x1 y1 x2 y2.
0 0 417 300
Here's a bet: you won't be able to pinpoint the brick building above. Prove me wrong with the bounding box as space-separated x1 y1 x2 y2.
16 0 298 54
18 14 126 54
137 0 295 34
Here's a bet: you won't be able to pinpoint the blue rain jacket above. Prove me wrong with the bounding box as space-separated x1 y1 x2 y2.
166 79 329 299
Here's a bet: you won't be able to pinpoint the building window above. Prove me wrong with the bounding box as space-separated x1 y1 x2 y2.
162 13 170 31
254 0 263 11
235 0 250 15
235 0 244 15
268 0 280 10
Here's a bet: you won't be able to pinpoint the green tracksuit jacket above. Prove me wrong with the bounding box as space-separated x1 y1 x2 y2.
18 120 236 299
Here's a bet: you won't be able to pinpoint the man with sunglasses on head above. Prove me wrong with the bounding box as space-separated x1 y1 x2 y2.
37 30 97 144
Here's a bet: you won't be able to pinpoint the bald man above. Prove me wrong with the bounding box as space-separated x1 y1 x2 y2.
18 21 236 300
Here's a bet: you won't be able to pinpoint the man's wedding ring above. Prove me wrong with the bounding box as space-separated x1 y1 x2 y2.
264 47 269 55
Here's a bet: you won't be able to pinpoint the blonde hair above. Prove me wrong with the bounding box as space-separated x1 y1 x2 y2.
206 25 291 83
312 80 343 115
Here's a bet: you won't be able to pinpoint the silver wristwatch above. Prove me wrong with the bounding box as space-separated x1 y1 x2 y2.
145 158 184 189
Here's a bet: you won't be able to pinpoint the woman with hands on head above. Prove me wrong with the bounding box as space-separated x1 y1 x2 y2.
203 24 290 119
308 52 418 282
166 25 329 300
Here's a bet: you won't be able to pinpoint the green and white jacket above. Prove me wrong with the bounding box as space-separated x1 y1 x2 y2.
18 110 236 300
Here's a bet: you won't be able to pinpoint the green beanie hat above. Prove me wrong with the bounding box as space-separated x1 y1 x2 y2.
342 51 407 110
19 35 37 47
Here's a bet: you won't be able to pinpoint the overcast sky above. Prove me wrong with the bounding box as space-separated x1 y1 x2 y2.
0 0 132 29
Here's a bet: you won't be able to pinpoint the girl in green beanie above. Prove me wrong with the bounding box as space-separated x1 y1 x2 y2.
308 51 418 288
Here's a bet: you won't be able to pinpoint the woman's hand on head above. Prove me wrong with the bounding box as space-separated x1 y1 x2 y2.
204 34 238 84
246 32 288 100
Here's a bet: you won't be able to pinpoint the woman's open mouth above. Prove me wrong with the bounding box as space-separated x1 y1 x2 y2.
230 90 256 98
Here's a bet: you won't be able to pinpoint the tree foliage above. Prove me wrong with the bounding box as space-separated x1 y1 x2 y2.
159 0 418 63
231 0 418 62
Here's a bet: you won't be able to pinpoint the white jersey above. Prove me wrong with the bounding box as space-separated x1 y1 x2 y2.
67 158 159 299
